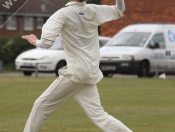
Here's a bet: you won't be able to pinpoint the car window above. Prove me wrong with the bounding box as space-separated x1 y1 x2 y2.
99 40 103 47
152 33 165 49
49 39 63 50
100 39 109 46
37 38 63 50
106 32 151 47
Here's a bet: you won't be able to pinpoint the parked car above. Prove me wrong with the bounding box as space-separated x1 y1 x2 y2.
100 24 175 77
15 36 110 76
15 37 66 76
99 36 111 47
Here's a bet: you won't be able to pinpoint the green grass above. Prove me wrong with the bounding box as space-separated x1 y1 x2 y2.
0 77 175 132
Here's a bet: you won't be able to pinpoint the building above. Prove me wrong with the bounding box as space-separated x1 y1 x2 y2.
100 0 175 37
0 0 63 36
1 0 175 37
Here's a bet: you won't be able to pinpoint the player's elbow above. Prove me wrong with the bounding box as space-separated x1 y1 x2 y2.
115 5 125 13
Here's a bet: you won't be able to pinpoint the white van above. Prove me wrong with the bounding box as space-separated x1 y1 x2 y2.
100 24 175 77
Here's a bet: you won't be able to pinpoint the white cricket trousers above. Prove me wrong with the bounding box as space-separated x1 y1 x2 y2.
23 75 133 132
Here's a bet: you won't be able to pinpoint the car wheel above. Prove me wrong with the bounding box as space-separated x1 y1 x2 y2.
23 71 33 76
55 61 67 76
137 61 149 78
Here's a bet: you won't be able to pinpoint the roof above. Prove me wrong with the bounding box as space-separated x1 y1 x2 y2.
121 24 175 33
0 0 64 16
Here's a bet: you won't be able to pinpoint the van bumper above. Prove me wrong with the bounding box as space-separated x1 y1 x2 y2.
100 60 141 74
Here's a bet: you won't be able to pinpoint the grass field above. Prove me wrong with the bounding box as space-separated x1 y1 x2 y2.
0 76 175 132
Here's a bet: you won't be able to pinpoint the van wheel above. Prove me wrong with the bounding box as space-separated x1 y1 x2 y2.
55 61 67 76
137 61 149 78
23 71 33 76
148 73 155 78
103 73 113 77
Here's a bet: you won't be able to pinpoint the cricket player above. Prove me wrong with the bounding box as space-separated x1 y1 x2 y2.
21 0 133 131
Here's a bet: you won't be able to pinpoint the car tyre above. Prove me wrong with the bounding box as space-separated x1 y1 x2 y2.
55 61 67 76
137 61 149 78
23 71 33 76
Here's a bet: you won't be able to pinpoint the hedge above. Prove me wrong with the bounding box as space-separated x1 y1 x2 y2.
0 34 34 69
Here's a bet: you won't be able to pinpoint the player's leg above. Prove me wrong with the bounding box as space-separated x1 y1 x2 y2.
23 75 85 132
74 84 133 132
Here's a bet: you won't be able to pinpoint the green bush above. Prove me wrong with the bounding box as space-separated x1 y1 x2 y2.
0 34 34 70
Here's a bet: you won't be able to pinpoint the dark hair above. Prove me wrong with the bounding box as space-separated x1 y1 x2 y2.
79 0 86 2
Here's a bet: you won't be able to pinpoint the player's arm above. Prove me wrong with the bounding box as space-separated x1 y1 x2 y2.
21 34 39 46
21 35 54 49
21 11 65 49
115 0 125 13
93 0 125 25
40 11 65 49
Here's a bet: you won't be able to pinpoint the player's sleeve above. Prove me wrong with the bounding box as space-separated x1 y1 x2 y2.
35 40 51 49
94 5 124 25
116 0 125 12
41 10 65 46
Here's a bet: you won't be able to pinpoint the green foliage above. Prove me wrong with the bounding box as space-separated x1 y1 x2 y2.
87 0 100 4
0 34 34 68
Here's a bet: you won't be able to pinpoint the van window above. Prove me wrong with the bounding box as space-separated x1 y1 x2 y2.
106 32 150 47
148 33 165 49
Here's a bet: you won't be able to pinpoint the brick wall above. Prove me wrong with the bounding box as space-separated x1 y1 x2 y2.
0 16 48 37
100 0 175 37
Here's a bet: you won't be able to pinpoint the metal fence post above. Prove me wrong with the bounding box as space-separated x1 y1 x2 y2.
155 65 159 78
35 63 38 77
0 60 3 72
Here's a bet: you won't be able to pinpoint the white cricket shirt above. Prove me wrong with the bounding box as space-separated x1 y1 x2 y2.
41 1 124 84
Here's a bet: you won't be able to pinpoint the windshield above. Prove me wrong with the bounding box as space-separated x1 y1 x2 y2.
107 32 151 47
37 38 63 50
49 39 63 50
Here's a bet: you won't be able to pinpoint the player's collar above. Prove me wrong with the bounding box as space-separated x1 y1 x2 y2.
65 1 86 7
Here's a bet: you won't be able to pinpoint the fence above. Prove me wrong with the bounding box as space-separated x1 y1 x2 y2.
0 60 3 72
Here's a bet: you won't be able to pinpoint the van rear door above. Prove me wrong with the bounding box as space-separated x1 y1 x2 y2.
164 28 175 73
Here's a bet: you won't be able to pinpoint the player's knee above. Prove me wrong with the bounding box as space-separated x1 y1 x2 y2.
33 98 43 107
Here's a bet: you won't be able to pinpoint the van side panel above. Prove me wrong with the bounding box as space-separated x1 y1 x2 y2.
164 27 175 73
164 28 175 49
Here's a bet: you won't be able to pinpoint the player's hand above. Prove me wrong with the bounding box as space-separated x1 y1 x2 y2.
21 34 38 46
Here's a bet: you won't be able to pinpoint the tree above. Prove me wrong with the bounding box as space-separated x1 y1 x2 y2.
87 0 100 4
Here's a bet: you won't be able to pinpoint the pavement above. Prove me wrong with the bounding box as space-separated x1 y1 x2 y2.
0 72 175 79
0 72 56 77
0 71 137 78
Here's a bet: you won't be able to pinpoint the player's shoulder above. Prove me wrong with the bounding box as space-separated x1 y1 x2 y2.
59 6 69 13
86 4 109 10
86 4 99 8
53 6 70 16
